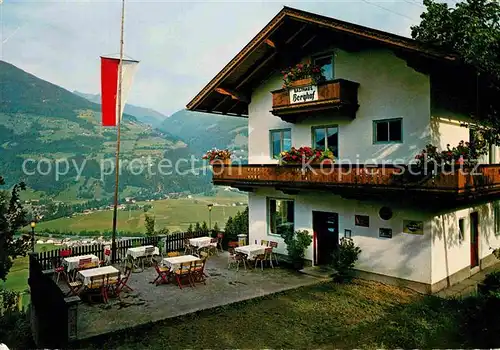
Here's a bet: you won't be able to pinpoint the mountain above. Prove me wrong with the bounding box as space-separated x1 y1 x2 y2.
159 109 248 160
73 91 167 127
0 60 212 201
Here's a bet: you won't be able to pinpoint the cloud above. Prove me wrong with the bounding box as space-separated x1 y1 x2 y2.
1 0 456 115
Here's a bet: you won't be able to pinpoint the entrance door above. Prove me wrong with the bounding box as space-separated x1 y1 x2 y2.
313 211 339 265
470 212 479 268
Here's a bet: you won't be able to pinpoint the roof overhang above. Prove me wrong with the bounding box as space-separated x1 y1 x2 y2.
186 6 458 117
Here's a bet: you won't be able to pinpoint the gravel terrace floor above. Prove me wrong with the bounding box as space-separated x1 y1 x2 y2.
66 252 322 340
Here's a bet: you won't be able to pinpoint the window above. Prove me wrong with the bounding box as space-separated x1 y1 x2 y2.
373 118 402 143
270 129 291 159
268 198 294 236
313 55 334 81
312 125 338 158
458 218 465 241
495 201 500 235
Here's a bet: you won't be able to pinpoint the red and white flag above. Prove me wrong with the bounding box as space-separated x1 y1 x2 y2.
100 56 139 127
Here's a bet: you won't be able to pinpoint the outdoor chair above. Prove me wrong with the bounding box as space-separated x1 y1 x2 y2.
254 247 274 271
115 262 133 294
60 249 72 258
51 256 65 284
227 248 246 271
189 259 207 286
216 233 224 253
269 241 279 265
101 247 111 266
228 241 239 248
184 239 194 255
174 262 193 289
207 238 218 256
63 271 83 297
152 260 171 286
105 271 121 299
85 275 107 303
142 246 156 269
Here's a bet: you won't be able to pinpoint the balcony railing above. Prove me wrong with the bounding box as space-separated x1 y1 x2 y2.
212 164 500 198
270 79 360 122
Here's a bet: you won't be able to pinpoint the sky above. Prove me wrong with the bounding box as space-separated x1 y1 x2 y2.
0 0 458 116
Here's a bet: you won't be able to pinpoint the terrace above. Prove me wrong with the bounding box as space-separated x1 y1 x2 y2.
28 237 321 347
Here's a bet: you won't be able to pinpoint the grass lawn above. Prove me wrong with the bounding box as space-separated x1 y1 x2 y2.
86 279 476 349
3 243 57 293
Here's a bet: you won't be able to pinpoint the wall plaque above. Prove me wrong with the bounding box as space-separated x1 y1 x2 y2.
403 220 423 235
355 215 369 227
379 228 392 238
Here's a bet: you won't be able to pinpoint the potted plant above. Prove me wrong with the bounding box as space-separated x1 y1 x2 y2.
317 149 335 164
331 237 362 282
280 228 313 270
202 149 232 165
279 147 335 165
281 63 325 88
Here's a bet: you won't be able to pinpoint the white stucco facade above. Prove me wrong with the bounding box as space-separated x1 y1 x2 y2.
241 47 500 292
248 48 431 164
249 188 433 285
431 203 500 284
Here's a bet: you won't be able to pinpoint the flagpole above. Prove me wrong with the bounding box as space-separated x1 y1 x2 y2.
111 0 125 264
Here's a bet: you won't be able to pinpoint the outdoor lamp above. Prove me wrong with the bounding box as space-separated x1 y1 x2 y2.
30 221 36 252
207 204 214 230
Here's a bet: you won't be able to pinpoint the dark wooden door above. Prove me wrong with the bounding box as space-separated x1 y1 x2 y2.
313 211 339 265
470 212 479 268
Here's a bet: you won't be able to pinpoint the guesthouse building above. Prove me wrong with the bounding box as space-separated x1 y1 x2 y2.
187 7 500 293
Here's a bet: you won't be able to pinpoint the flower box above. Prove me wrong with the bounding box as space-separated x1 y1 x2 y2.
210 159 231 165
202 149 232 164
288 78 313 88
280 147 335 164
281 63 324 88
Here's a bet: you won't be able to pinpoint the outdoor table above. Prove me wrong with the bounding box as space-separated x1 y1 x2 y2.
77 265 119 287
189 236 216 248
63 254 99 272
235 244 267 260
162 255 200 271
126 245 159 259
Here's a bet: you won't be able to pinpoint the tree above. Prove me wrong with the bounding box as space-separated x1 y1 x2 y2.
411 0 500 148
186 223 194 235
0 176 30 281
213 222 220 233
201 221 209 235
194 222 201 234
144 214 155 236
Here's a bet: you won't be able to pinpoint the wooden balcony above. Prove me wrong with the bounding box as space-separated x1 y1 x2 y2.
212 164 500 202
270 79 360 122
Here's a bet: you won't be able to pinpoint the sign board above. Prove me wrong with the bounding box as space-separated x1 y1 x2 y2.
289 85 318 104
379 228 392 239
403 220 424 235
355 215 370 227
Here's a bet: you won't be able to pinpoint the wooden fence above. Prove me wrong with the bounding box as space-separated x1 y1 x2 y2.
36 232 209 270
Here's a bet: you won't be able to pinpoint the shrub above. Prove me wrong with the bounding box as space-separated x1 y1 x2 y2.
281 229 313 269
479 271 500 297
331 237 362 282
